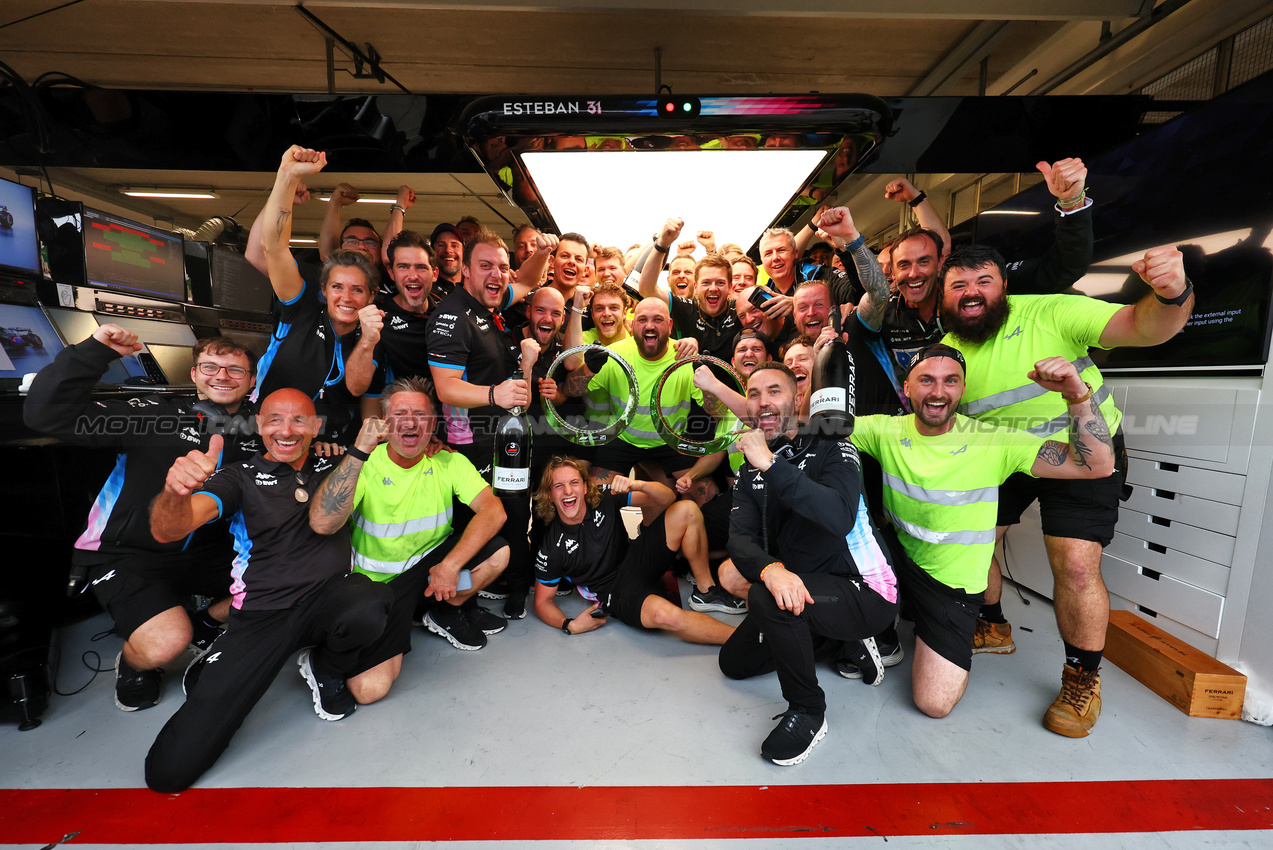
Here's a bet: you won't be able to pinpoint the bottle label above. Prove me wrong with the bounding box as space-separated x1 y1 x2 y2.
809 387 846 416
493 467 530 489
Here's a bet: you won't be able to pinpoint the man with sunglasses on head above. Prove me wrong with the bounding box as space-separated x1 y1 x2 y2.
24 326 261 714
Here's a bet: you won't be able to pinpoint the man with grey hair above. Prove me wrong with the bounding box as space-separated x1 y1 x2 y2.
758 226 864 309
309 375 511 702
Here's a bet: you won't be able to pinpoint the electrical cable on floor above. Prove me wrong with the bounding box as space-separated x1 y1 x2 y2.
47 624 116 697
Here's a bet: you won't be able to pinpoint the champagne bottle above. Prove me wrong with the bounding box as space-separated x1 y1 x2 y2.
808 339 856 438
493 369 531 495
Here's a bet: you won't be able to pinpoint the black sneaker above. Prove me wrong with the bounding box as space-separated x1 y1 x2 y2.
477 579 510 600
688 586 747 614
188 613 223 654
761 707 828 766
297 647 355 721
462 598 506 635
835 633 906 682
833 637 885 685
114 652 162 712
182 643 222 697
425 604 487 650
504 592 527 620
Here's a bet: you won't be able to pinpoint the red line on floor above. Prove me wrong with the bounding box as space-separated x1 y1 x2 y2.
3 779 1272 843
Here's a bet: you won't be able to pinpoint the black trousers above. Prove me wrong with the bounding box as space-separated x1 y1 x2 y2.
719 572 896 715
144 572 392 793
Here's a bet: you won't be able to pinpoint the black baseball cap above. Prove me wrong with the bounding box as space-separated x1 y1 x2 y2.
907 343 966 376
430 223 461 244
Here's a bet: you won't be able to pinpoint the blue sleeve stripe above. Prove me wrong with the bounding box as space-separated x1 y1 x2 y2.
428 360 466 370
201 492 225 521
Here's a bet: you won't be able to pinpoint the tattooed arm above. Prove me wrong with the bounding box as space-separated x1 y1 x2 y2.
309 417 387 534
261 145 328 304
1028 357 1115 480
816 206 891 331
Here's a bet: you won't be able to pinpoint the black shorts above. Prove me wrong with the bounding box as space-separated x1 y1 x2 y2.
592 440 691 479
997 432 1127 546
353 535 508 674
894 550 984 671
76 545 235 640
600 513 681 628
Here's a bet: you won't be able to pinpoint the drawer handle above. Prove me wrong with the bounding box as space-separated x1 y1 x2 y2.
1137 605 1159 617
1158 462 1180 472
1147 542 1167 554
1150 515 1171 527
1153 489 1177 500
1141 567 1161 581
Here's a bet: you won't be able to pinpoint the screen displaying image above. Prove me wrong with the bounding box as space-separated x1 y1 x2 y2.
0 303 64 379
0 177 41 276
211 246 274 315
146 343 196 386
82 208 187 302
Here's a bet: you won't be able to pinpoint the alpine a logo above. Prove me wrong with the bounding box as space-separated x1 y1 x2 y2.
950 444 968 457
91 569 116 586
1004 325 1023 341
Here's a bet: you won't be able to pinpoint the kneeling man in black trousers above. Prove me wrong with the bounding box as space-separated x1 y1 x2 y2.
145 388 392 792
719 363 898 766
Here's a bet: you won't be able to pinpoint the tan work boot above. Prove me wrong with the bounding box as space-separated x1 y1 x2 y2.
1044 664 1102 738
972 618 1016 654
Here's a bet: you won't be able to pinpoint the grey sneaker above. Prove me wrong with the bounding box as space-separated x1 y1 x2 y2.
688 586 747 614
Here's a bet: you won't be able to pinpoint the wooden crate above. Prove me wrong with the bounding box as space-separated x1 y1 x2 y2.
1104 609 1246 719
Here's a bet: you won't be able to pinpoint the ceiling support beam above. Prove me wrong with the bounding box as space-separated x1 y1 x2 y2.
908 20 1017 96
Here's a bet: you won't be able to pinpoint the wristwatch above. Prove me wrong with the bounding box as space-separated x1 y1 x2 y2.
1155 278 1194 307
561 617 573 635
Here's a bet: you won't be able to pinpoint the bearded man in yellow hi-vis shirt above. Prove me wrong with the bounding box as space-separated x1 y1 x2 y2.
940 243 1192 738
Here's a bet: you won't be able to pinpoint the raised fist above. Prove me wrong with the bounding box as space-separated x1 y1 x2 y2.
92 323 143 357
279 145 327 179
331 182 359 207
884 177 920 204
659 217 685 248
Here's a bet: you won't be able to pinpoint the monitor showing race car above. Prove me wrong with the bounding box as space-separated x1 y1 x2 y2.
0 302 63 380
0 176 41 277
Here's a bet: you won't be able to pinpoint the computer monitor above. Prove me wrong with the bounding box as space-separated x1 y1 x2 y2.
82 208 187 303
0 302 64 380
210 246 274 315
44 307 148 384
146 343 197 386
221 329 272 361
0 177 41 277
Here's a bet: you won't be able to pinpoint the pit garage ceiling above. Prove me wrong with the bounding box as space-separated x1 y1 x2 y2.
2 0 1268 242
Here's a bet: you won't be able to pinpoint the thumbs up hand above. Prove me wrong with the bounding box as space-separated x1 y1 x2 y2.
166 434 223 496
